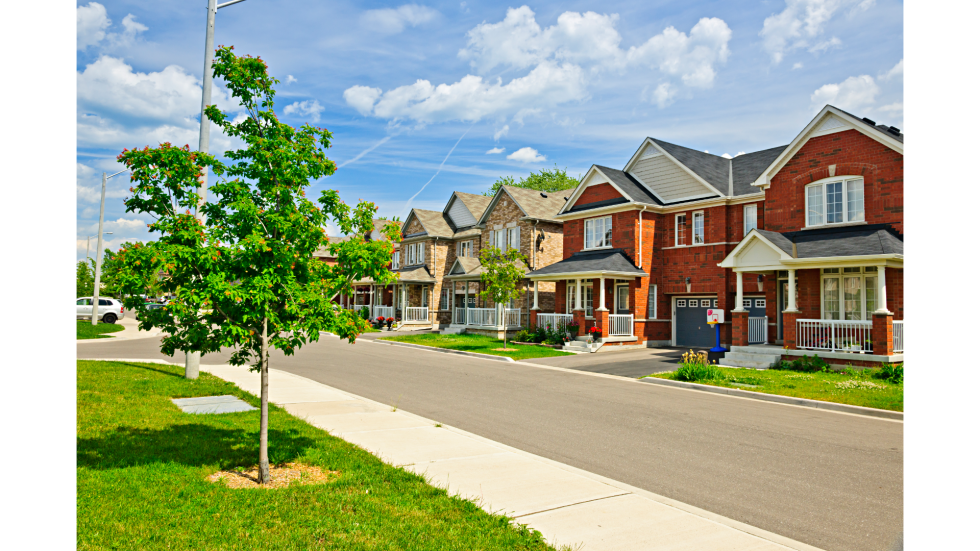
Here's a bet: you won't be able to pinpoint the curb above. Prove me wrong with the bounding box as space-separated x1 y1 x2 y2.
374 340 516 362
639 376 903 421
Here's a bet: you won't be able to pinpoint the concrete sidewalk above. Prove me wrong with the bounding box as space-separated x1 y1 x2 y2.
201 362 823 551
76 316 162 344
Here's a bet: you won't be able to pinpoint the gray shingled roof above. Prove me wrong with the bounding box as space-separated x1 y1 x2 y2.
731 145 787 196
834 107 904 143
755 224 903 259
527 248 646 277
502 185 570 221
592 166 663 205
649 139 730 196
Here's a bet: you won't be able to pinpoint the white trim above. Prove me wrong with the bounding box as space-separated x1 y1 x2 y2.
804 176 865 228
718 229 795 269
530 270 647 282
584 215 613 250
692 210 705 245
558 165 634 216
743 204 758 236
754 106 903 190
624 138 726 199
662 242 742 250
552 192 768 221
622 170 667 204
674 213 687 247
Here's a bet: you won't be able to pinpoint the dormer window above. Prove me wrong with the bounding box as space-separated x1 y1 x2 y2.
584 216 612 249
805 178 864 227
456 240 473 258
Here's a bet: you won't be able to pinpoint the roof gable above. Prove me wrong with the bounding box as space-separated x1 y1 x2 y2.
499 185 568 222
445 194 478 229
754 105 904 189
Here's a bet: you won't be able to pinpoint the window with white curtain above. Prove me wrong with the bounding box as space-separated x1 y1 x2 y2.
392 251 400 269
806 178 864 227
584 216 612 249
693 212 704 245
675 214 686 246
507 227 520 250
743 204 757 236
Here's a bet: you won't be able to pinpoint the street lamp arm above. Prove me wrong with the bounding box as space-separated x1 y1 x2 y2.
217 0 246 8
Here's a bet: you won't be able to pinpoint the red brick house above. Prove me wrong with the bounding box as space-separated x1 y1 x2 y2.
527 105 903 365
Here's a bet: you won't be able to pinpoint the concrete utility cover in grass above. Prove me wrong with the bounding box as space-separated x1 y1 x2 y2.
172 395 256 414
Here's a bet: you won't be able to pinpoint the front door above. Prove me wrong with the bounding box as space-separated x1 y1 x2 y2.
616 285 629 314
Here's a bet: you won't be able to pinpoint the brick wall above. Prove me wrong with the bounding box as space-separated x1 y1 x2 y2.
573 183 623 207
764 129 903 234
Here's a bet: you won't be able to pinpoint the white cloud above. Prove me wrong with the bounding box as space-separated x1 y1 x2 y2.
760 0 874 64
792 62 804 70
808 36 841 53
285 75 298 84
347 8 731 123
720 151 746 159
361 4 439 35
115 14 148 47
344 86 383 116
486 147 505 154
283 99 324 122
507 147 545 163
811 74 879 111
880 59 903 81
652 83 676 108
493 125 510 141
77 2 110 50
878 102 902 114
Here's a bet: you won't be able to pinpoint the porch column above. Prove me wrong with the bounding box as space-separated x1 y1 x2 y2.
401 283 407 314
464 281 470 325
575 278 583 311
872 312 894 356
597 276 607 311
532 280 540 310
450 280 456 322
733 271 745 312
875 265 891 314
786 269 799 312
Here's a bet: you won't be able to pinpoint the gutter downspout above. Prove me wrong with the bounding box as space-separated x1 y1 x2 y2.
638 206 647 269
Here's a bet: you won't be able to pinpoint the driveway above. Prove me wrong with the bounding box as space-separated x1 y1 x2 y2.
78 335 903 551
526 346 687 378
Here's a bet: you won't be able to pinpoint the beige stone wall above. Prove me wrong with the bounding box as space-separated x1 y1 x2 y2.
404 217 425 235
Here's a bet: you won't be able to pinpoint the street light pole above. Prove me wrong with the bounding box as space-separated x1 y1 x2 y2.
91 170 125 325
185 0 247 379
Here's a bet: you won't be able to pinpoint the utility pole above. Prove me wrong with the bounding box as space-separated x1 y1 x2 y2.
185 0 247 379
91 171 123 325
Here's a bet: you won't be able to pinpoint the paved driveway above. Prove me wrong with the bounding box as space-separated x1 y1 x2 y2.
527 346 687 378
79 335 903 551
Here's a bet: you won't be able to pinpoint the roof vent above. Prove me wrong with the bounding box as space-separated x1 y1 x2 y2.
887 126 901 135
563 197 568 201
540 192 548 198
861 117 876 126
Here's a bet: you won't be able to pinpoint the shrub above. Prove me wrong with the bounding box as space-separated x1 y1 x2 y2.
872 362 903 384
513 328 533 342
778 354 829 373
359 306 370 320
532 326 547 343
675 350 723 382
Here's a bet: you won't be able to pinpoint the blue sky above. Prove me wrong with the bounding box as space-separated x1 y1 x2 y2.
76 0 903 259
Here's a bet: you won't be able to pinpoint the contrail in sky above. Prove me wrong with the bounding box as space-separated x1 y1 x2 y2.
337 136 391 169
401 125 474 218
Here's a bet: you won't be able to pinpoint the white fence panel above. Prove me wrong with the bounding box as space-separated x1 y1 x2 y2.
373 306 393 320
405 307 428 322
467 308 496 327
796 319 872 352
537 313 573 331
892 320 903 353
505 308 522 327
609 314 633 336
748 316 768 344
454 307 466 325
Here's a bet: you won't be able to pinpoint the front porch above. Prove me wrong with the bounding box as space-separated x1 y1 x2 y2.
443 258 527 336
721 226 904 361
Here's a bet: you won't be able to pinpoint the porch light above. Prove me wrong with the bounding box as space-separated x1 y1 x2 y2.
758 274 764 292
685 277 691 293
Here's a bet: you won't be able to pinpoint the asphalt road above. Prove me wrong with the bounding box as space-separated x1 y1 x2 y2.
78 336 903 551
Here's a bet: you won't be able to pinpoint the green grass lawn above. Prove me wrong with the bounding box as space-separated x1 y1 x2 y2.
77 320 125 340
379 333 572 360
646 366 903 411
77 360 561 550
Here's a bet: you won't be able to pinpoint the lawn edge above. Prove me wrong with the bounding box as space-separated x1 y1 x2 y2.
639 376 903 420
374 339 517 362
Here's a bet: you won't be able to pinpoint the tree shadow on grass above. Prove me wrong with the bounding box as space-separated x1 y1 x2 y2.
77 424 316 470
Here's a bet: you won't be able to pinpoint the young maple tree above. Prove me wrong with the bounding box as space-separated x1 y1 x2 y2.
113 46 399 483
478 246 527 349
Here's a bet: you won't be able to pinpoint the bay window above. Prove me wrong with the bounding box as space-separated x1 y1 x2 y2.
806 178 864 227
584 216 612 249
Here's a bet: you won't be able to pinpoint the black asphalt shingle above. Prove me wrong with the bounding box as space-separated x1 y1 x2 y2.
755 224 903 258
731 145 787 196
527 248 646 277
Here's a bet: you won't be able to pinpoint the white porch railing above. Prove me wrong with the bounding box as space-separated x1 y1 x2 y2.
405 307 429 322
797 319 872 352
609 314 633 336
505 308 521 327
892 320 903 353
373 305 393 319
749 316 768 344
467 308 496 327
537 313 573 331
454 307 467 325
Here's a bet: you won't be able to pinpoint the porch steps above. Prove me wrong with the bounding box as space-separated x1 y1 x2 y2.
720 347 783 369
562 338 602 354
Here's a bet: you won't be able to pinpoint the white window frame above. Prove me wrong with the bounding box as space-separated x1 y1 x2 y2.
647 284 657 319
743 204 757 236
585 285 594 317
507 227 521 251
819 266 878 321
692 211 705 245
584 216 612 250
392 251 400 269
616 284 630 313
675 214 687 247
805 177 865 228
456 240 473 258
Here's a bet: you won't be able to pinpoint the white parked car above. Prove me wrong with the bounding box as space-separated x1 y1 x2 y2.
76 297 126 324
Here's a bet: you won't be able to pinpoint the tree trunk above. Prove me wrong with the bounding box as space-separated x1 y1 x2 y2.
258 316 270 483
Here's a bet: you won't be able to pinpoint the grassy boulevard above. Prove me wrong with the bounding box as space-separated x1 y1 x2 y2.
646 366 903 412
77 320 124 340
77 360 561 550
379 333 572 360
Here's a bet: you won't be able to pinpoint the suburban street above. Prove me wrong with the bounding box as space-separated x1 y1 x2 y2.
79 335 903 551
